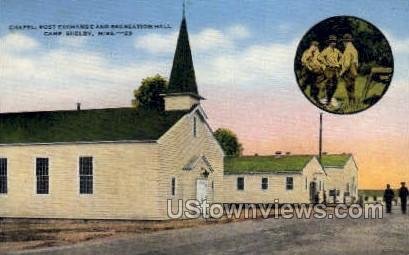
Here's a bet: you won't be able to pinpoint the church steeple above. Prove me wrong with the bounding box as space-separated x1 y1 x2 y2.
167 12 199 96
164 6 203 111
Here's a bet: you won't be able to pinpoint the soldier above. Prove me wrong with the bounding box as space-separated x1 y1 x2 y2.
383 184 394 213
300 41 325 102
339 33 359 105
319 35 342 107
399 182 409 214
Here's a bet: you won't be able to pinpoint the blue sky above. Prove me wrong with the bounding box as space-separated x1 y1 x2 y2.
1 0 408 66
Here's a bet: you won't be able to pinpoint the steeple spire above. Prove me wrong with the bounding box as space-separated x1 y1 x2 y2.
182 0 185 18
164 4 203 111
167 4 200 97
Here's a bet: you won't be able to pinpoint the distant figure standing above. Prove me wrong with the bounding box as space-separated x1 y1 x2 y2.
319 35 342 107
339 33 359 105
383 184 394 213
399 182 409 214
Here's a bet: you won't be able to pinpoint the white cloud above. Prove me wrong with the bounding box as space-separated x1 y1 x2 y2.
196 40 298 89
0 34 167 112
134 24 248 54
134 32 177 54
226 25 250 39
191 28 233 51
0 33 39 52
58 36 88 48
384 31 409 54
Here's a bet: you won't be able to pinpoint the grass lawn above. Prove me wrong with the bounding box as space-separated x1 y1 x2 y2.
304 74 388 113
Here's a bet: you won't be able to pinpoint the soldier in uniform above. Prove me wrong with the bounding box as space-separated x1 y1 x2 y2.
339 33 359 105
399 182 409 214
383 184 394 213
300 41 325 102
319 35 342 107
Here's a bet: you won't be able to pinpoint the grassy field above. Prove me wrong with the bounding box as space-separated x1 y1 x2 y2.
305 74 388 113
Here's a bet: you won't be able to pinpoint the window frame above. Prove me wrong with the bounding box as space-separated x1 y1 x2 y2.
261 177 268 190
237 177 244 191
0 158 7 195
78 156 94 195
171 177 176 196
193 116 197 137
34 157 50 195
286 177 294 191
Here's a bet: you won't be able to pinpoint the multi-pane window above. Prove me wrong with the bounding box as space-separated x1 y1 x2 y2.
36 158 49 194
193 117 197 137
79 157 93 194
0 158 7 194
171 177 176 196
286 177 293 190
237 177 244 190
261 177 268 190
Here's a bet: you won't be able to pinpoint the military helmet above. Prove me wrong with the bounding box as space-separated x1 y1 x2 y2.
327 34 337 42
342 33 353 42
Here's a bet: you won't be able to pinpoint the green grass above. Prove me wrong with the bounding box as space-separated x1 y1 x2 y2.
224 155 313 174
320 154 351 168
359 189 399 198
305 74 388 113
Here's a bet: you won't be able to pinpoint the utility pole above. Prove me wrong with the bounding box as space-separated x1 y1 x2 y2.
319 112 323 163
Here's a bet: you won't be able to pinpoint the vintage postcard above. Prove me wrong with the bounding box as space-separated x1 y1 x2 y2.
0 0 408 254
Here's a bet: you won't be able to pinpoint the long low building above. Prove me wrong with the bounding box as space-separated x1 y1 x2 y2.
222 155 326 204
222 154 358 205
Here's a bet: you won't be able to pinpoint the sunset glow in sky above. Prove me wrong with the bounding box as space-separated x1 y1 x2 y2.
1 0 408 189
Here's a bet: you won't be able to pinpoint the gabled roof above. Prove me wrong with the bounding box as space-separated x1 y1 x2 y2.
167 16 199 96
224 155 315 175
0 108 189 144
320 154 352 168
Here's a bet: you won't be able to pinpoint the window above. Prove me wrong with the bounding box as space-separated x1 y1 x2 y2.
346 183 350 192
261 177 268 190
286 177 293 190
237 177 244 190
319 181 322 191
193 116 197 137
171 177 176 196
0 158 7 194
36 158 49 194
305 177 307 190
79 157 93 194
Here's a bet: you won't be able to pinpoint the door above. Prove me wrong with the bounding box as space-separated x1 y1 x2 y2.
309 182 317 203
196 179 208 203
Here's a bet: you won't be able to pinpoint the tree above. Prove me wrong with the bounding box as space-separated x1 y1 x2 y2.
132 74 167 111
214 128 243 156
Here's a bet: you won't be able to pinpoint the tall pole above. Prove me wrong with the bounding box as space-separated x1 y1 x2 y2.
319 112 323 163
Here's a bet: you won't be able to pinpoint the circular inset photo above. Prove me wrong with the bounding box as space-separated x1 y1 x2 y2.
294 16 393 114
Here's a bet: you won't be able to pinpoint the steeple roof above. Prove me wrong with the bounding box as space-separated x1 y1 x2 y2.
167 15 200 97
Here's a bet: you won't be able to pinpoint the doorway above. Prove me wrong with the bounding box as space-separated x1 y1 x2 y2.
309 181 317 203
196 179 208 203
